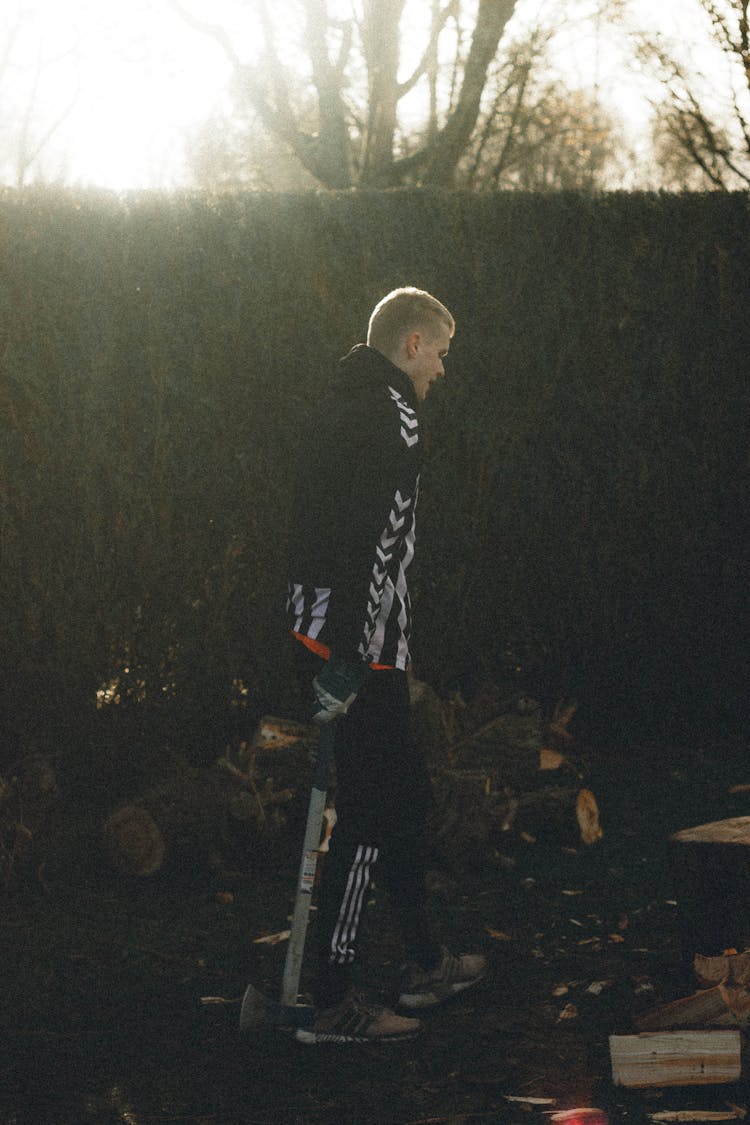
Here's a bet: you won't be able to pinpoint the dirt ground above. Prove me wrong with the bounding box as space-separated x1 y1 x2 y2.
2 734 750 1125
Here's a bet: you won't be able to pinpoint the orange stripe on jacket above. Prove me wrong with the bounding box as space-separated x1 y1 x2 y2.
291 632 394 671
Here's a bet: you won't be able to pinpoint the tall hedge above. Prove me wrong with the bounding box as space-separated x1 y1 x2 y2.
0 188 747 763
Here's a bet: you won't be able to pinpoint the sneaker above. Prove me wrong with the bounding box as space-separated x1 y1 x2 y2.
398 946 487 1009
295 990 423 1045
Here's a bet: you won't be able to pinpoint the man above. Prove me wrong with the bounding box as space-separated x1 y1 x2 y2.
287 287 486 1045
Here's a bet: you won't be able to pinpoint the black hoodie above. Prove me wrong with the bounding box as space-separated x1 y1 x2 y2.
286 344 421 670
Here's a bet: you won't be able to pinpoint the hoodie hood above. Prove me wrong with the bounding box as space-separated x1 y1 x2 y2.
335 343 419 411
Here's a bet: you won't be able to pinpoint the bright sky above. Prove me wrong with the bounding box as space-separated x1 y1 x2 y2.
0 0 731 191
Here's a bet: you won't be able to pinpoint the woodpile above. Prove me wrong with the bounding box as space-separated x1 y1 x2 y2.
634 951 750 1035
102 678 602 878
0 754 61 885
103 717 314 877
410 675 602 869
609 817 750 1105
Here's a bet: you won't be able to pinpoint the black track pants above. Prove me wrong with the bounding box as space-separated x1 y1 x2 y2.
295 646 440 1007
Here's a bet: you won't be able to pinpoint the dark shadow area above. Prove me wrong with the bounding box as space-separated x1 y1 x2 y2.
2 734 750 1124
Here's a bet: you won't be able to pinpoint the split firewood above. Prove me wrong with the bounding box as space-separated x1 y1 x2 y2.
609 1030 743 1088
695 951 750 990
635 984 750 1031
669 817 750 959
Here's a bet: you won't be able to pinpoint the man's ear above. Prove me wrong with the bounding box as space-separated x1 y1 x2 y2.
405 330 420 360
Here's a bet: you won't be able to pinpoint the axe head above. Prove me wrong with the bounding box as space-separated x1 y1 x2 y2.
239 983 316 1032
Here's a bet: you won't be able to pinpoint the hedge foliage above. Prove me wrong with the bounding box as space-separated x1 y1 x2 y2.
1 188 747 762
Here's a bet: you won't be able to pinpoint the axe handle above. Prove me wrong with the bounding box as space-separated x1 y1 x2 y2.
280 720 336 1008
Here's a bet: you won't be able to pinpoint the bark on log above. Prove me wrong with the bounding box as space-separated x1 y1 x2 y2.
669 817 750 959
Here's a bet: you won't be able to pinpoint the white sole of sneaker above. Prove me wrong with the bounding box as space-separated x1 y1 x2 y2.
295 1028 421 1044
399 974 486 1009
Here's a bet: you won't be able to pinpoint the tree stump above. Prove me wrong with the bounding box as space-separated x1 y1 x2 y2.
669 817 750 959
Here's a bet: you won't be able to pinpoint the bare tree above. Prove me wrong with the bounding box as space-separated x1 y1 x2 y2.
0 3 80 189
458 26 625 191
175 0 518 189
632 0 750 189
187 103 320 191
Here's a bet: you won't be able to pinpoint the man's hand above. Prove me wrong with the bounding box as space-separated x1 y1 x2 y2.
312 654 369 725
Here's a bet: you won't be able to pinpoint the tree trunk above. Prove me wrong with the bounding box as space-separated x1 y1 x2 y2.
669 816 750 959
419 0 517 186
360 0 404 185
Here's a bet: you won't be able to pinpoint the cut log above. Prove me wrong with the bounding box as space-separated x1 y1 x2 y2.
507 785 603 848
102 715 317 877
426 771 602 869
669 817 750 959
609 1030 743 1088
103 761 295 877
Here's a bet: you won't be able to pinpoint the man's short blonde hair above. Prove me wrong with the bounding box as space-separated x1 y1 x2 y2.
367 287 455 360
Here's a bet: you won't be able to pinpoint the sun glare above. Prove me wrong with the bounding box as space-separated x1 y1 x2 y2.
0 0 730 191
3 0 241 190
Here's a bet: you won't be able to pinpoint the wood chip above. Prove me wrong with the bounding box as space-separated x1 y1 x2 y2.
504 1094 556 1105
550 1111 608 1124
647 1112 745 1122
484 926 512 941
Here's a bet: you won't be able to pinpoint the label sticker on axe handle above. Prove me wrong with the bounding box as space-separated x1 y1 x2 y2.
300 849 319 894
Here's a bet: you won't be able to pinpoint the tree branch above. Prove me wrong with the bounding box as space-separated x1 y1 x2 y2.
397 0 458 99
302 0 353 186
408 0 518 186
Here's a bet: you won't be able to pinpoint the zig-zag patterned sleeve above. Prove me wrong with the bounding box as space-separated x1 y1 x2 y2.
286 367 422 670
